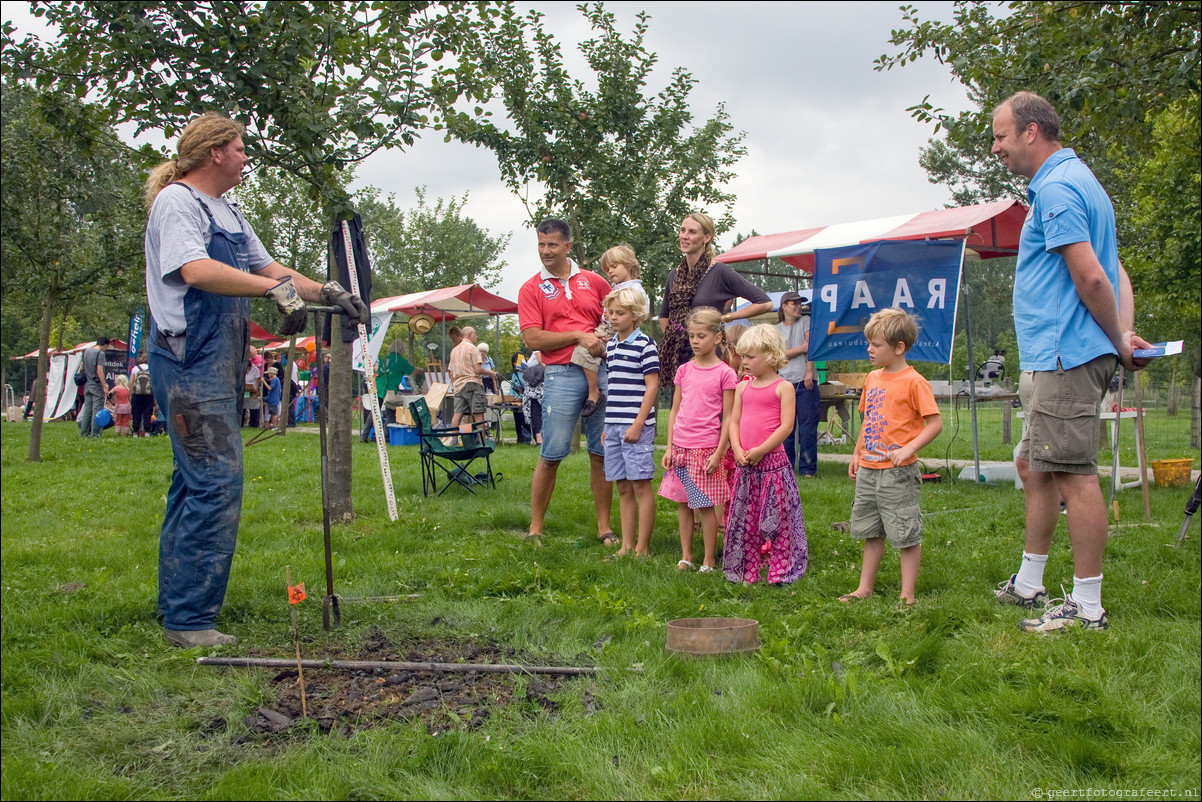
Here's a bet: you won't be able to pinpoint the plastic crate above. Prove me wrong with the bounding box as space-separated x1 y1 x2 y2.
387 424 419 446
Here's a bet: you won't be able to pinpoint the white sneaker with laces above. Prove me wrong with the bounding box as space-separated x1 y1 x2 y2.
994 574 1048 609
1019 593 1108 633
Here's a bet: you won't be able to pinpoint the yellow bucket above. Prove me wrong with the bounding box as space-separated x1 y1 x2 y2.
1151 458 1194 488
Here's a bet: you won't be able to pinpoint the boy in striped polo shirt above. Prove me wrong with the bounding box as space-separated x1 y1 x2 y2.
602 286 660 558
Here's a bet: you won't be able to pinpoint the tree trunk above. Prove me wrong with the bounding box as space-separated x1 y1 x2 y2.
325 233 355 521
28 295 55 463
328 336 354 521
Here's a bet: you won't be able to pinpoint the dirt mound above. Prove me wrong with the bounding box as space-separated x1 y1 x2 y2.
246 629 584 737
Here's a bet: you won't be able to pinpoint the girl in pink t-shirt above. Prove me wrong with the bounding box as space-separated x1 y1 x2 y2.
723 325 808 585
659 307 736 573
108 375 133 437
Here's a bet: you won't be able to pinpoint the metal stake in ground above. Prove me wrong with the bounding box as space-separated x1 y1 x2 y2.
312 308 340 631
1109 367 1126 524
1175 475 1201 545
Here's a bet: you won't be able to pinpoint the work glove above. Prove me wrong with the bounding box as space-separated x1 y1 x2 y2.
319 280 371 327
265 276 308 336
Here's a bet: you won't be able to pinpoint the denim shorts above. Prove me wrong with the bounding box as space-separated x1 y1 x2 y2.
541 363 607 461
603 422 656 482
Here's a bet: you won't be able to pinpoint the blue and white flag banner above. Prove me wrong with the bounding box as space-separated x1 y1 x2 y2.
351 311 394 373
808 239 964 365
127 307 145 373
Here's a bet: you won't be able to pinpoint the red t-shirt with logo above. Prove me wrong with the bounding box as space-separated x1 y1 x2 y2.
518 267 611 365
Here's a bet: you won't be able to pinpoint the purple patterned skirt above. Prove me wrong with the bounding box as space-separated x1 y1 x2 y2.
722 448 808 584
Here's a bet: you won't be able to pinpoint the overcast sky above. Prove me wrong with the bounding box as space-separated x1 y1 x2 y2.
2 0 972 302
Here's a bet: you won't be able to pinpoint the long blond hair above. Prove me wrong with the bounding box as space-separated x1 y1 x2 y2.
144 113 244 210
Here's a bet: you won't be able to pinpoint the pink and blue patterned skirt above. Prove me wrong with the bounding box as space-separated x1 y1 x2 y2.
723 447 808 584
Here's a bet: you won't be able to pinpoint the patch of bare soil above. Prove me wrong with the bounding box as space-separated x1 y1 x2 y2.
242 628 586 737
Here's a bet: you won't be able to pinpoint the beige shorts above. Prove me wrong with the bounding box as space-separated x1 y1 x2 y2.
453 381 487 415
849 462 922 549
1017 355 1116 475
569 320 615 373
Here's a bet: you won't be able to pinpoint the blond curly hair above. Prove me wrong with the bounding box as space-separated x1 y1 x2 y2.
736 324 788 370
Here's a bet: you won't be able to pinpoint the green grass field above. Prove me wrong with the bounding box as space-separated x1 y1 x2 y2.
2 417 1198 800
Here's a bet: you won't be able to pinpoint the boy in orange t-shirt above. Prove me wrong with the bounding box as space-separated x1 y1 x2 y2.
839 308 942 609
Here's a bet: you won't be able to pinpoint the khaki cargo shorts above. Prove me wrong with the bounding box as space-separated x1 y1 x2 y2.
1017 354 1117 475
453 381 488 415
849 461 923 549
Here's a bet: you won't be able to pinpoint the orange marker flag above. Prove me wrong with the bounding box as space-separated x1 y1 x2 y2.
288 582 306 605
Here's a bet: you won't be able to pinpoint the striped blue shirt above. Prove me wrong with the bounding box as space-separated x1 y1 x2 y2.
604 329 659 427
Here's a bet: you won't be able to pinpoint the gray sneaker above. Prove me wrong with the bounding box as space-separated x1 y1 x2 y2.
164 628 238 648
1019 595 1108 633
994 574 1048 609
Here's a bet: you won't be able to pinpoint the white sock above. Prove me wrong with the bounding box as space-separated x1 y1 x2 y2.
1071 574 1103 618
1014 552 1048 595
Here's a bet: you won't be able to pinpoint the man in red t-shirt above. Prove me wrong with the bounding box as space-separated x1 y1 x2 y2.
517 219 614 546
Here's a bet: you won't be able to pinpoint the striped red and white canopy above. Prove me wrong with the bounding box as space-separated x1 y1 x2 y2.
718 200 1027 273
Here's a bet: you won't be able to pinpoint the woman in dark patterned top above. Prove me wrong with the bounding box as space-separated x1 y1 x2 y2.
657 212 774 388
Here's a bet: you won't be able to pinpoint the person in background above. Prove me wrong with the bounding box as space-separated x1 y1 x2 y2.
108 374 134 437
478 341 499 393
509 352 531 444
448 326 491 443
262 366 282 428
777 291 820 478
243 347 262 428
521 351 544 446
78 336 110 438
130 352 155 437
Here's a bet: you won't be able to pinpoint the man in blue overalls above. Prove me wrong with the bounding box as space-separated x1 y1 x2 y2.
144 114 369 648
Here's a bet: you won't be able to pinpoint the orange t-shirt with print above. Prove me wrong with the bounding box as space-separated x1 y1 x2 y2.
856 366 939 469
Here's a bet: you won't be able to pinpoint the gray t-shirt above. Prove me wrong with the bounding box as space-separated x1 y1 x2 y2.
81 347 104 388
777 316 811 383
144 183 273 335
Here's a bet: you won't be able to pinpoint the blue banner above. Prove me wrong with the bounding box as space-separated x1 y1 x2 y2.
808 240 964 364
127 307 145 373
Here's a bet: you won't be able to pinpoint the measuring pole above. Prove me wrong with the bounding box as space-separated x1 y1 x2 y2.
341 220 397 522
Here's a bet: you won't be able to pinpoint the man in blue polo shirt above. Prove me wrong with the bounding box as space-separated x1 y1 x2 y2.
989 91 1151 633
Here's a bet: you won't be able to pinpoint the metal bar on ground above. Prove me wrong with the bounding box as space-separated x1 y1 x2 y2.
314 311 340 631
197 656 605 676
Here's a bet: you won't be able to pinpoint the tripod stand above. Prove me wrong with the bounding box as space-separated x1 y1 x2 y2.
1175 474 1201 544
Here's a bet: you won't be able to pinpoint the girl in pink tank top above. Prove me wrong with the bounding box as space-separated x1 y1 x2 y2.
724 325 808 585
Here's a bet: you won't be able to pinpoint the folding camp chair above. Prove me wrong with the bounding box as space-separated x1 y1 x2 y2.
408 398 497 496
